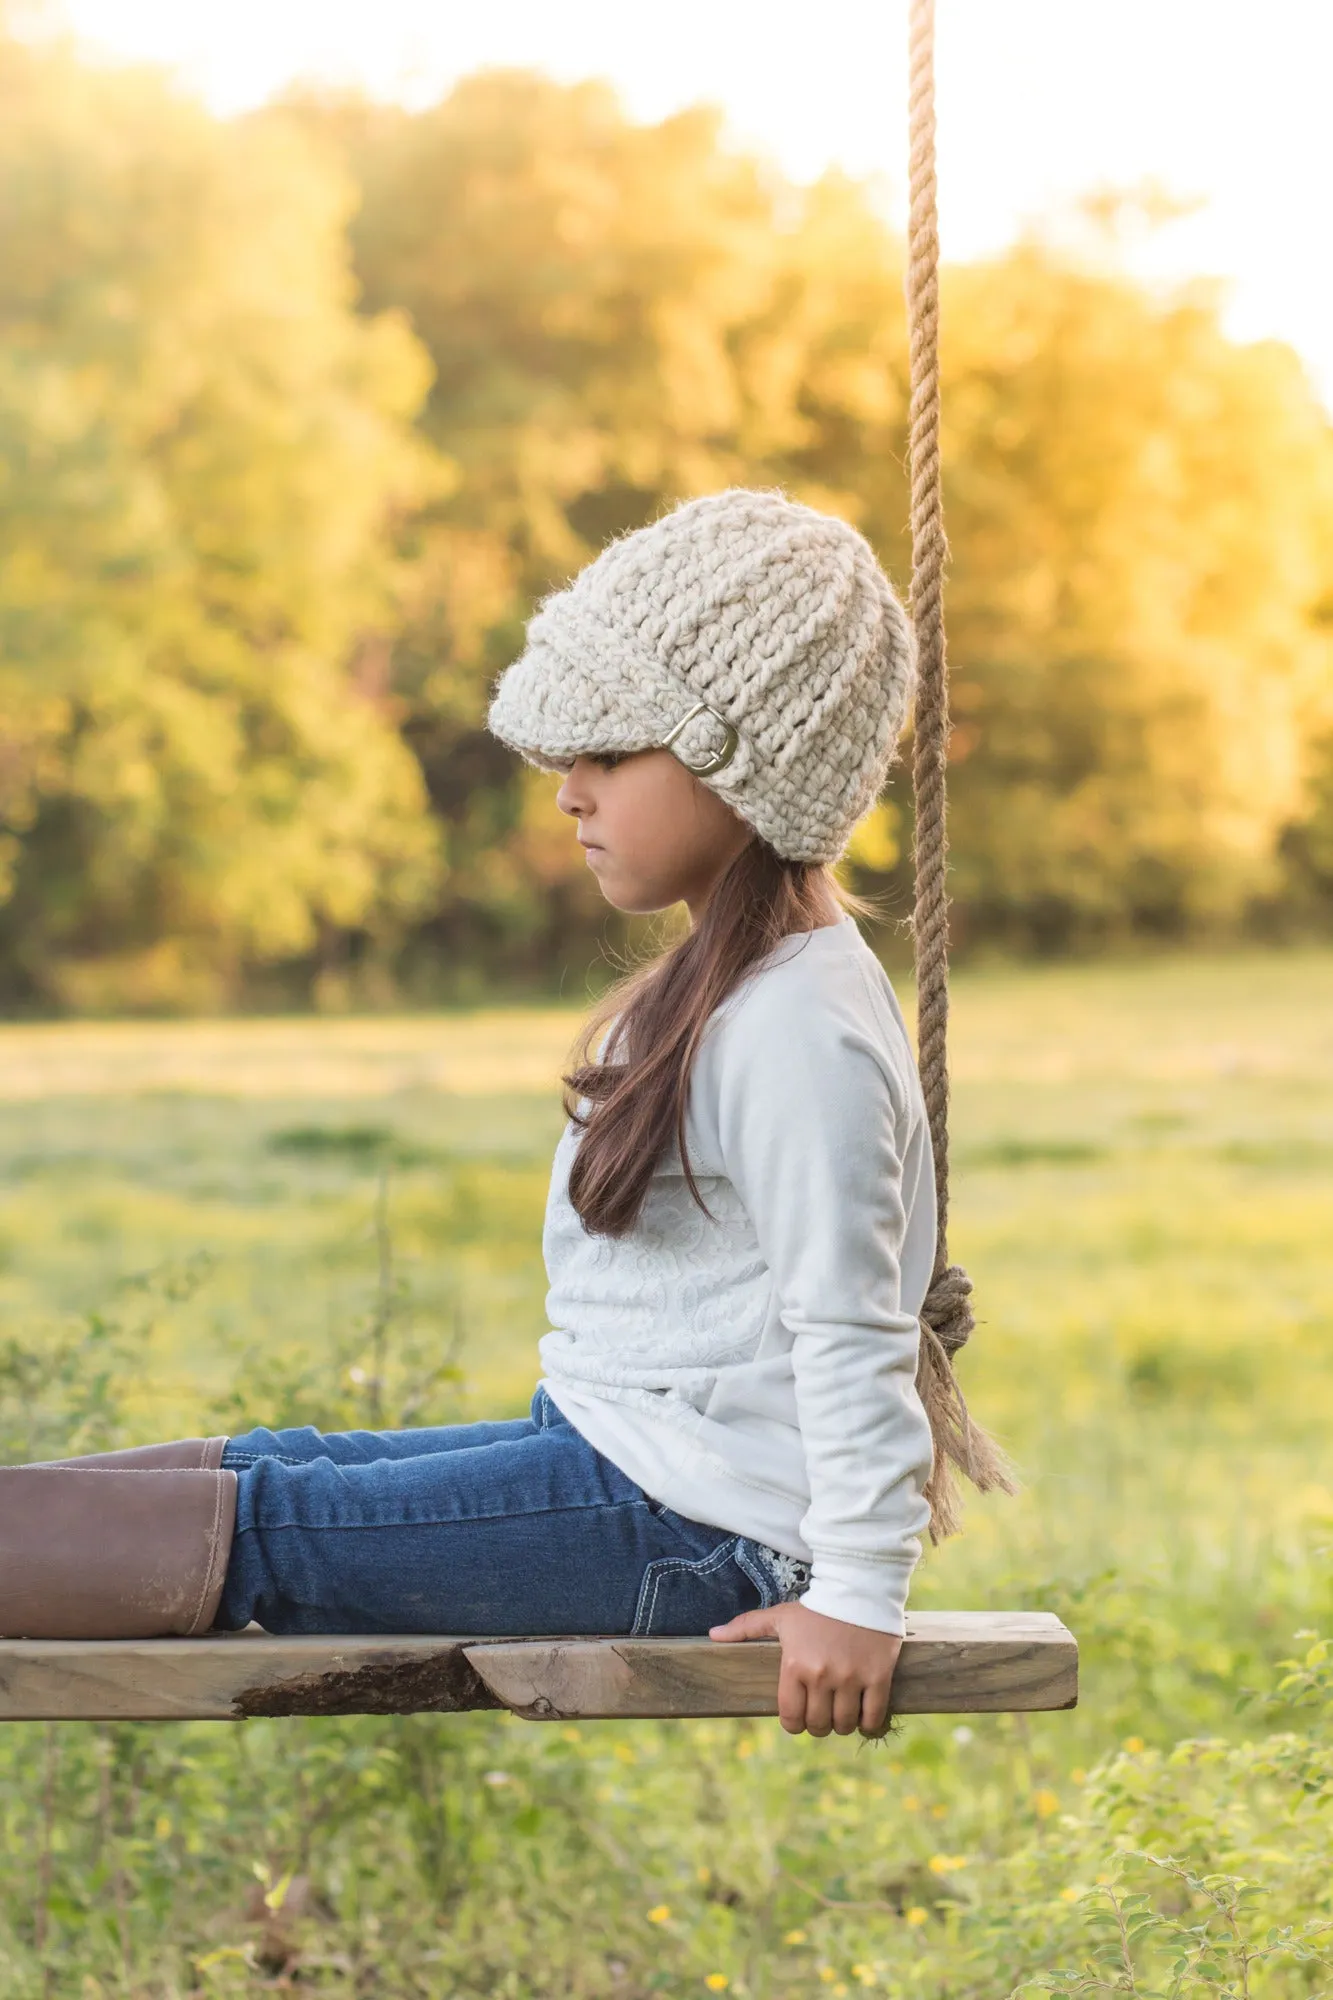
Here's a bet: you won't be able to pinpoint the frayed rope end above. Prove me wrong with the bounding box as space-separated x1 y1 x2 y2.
917 1262 1019 1544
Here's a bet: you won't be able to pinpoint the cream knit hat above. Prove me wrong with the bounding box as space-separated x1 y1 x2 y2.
487 489 915 864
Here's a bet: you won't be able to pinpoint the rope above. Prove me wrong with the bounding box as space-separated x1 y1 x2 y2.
905 0 1014 1536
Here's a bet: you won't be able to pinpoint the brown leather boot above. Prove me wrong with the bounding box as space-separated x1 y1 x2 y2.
0 1465 237 1638
29 1436 229 1472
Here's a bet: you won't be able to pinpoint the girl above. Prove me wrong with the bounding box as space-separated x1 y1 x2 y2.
2 490 963 1740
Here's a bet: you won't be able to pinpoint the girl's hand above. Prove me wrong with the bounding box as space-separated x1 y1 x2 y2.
709 1602 901 1737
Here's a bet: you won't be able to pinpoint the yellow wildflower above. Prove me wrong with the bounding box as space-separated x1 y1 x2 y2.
902 1794 920 1811
154 1815 172 1841
647 1904 671 1924
615 1742 636 1765
1033 1788 1059 1818
818 1969 837 1985
705 1978 729 1992
561 1726 581 1743
927 1854 967 1875
783 1929 808 1945
697 1865 712 1884
1071 1766 1087 1783
905 1907 929 1927
736 1738 755 1759
930 1804 948 1820
263 1872 293 1913
1122 1736 1145 1754
1060 1886 1082 1903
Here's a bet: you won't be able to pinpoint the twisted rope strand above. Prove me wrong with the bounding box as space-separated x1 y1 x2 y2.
905 0 1015 1536
906 0 953 1271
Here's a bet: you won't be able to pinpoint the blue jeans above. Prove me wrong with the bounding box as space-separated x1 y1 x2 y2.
216 1389 800 1637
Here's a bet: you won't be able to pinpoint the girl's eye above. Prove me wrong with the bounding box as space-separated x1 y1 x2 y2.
591 753 625 773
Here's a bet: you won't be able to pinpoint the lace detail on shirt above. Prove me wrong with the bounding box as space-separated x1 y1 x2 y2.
542 1122 770 1385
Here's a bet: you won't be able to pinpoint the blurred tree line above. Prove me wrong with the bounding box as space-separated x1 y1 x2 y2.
2 27 1332 1011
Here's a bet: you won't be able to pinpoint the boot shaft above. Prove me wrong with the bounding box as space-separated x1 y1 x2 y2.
0 1464 237 1639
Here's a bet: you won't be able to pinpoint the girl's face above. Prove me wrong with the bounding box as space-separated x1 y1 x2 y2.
556 751 753 918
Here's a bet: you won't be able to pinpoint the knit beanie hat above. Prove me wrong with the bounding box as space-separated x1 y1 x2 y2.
487 488 915 864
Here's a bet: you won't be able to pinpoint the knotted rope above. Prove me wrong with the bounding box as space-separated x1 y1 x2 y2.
906 0 1015 1538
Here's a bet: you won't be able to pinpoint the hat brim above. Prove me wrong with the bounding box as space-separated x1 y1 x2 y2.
489 625 713 775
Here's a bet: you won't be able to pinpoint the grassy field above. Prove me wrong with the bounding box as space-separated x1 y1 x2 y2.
0 952 1330 1997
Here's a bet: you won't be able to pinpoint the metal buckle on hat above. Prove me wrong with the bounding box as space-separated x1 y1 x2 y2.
661 701 739 776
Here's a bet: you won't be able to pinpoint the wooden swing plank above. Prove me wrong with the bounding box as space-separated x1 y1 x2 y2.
468 1611 1076 1720
0 1611 1074 1722
0 1633 499 1723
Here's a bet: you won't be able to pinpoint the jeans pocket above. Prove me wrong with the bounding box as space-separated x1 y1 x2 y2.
736 1538 812 1607
631 1538 760 1637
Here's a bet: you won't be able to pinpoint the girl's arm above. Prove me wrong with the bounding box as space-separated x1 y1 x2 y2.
706 964 934 1734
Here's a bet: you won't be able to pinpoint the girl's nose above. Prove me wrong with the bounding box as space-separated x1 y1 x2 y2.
555 768 586 818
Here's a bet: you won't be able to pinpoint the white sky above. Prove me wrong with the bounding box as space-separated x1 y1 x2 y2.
36 0 1333 408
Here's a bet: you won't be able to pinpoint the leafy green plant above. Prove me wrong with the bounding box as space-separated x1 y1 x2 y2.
0 1254 213 1460
206 1170 465 1438
1019 1860 1332 1999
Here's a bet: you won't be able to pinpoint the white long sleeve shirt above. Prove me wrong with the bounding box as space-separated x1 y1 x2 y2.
540 916 937 1636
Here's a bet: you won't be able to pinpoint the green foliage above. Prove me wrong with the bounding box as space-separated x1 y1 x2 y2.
0 35 442 1011
296 80 1333 967
1281 725 1333 921
2 41 1332 996
940 235 1333 948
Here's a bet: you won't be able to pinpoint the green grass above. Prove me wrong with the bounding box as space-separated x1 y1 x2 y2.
0 951 1330 1997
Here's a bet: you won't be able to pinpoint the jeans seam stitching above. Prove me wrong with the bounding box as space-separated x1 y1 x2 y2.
735 1539 780 1609
633 1538 739 1637
231 1494 653 1535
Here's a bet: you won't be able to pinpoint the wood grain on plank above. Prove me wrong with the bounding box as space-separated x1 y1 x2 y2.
0 1611 1076 1722
467 1611 1076 1720
0 1633 499 1721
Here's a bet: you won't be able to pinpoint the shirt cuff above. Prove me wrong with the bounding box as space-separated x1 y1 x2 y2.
800 1555 916 1637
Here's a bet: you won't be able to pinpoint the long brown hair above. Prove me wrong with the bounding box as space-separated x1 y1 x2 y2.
565 840 855 1237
